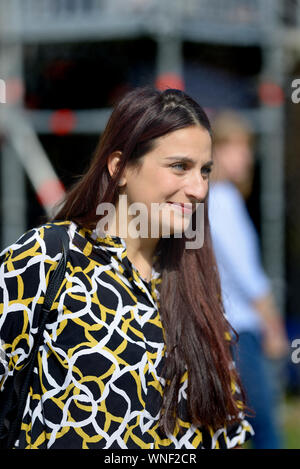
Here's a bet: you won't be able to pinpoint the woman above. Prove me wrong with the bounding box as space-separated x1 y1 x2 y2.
0 86 253 449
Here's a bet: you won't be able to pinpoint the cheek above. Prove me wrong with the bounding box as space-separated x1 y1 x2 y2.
147 169 176 197
157 170 180 192
126 169 163 205
126 164 180 210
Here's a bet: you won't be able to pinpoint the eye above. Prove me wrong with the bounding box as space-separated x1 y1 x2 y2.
201 165 212 178
171 162 187 171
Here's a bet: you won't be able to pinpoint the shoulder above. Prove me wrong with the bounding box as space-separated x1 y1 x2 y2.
0 220 72 271
209 181 241 204
209 181 245 217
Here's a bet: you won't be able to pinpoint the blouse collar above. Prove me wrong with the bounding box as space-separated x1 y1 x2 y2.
68 222 161 300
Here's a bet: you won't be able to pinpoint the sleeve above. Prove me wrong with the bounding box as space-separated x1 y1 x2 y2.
0 224 64 387
225 335 255 448
209 184 271 302
225 419 254 448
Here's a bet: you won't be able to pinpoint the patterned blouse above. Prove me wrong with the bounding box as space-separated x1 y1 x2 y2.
0 220 253 449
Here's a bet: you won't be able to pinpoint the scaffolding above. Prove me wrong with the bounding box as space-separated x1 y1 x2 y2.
1 0 300 312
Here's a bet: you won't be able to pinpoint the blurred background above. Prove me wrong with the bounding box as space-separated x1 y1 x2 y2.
0 0 300 448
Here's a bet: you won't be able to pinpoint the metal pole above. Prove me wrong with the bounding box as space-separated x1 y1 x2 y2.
0 0 27 247
1 139 26 248
259 40 286 313
154 0 184 90
0 0 65 244
4 108 65 217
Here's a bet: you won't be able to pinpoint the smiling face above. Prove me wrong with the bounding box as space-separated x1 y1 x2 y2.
118 125 212 237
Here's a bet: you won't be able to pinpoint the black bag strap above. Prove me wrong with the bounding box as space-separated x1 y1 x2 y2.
5 224 70 448
40 225 70 312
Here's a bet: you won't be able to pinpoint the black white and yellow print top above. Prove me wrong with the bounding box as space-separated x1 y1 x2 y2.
0 221 253 449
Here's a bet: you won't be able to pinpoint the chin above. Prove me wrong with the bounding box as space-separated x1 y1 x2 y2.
160 221 190 238
157 207 192 238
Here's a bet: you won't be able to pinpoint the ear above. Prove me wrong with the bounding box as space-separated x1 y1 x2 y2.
107 151 126 186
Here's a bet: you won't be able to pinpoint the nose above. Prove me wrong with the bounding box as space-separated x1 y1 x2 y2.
184 171 208 203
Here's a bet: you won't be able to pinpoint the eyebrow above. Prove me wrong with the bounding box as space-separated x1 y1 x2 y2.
164 156 213 166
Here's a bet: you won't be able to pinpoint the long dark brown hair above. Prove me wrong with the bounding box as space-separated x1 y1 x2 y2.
53 86 247 434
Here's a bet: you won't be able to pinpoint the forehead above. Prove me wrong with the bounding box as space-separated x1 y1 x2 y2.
146 125 212 161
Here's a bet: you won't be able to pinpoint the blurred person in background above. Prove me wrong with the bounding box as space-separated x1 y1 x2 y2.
208 111 289 449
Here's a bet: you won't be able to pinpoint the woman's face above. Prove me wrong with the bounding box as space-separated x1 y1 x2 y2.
119 125 212 238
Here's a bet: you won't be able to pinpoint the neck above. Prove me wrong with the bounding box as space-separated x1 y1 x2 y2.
103 198 160 282
124 236 159 282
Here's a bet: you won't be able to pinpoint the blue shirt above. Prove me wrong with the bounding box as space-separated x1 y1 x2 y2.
208 181 271 333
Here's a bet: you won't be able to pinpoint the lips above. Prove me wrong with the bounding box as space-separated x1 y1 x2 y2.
166 201 193 214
